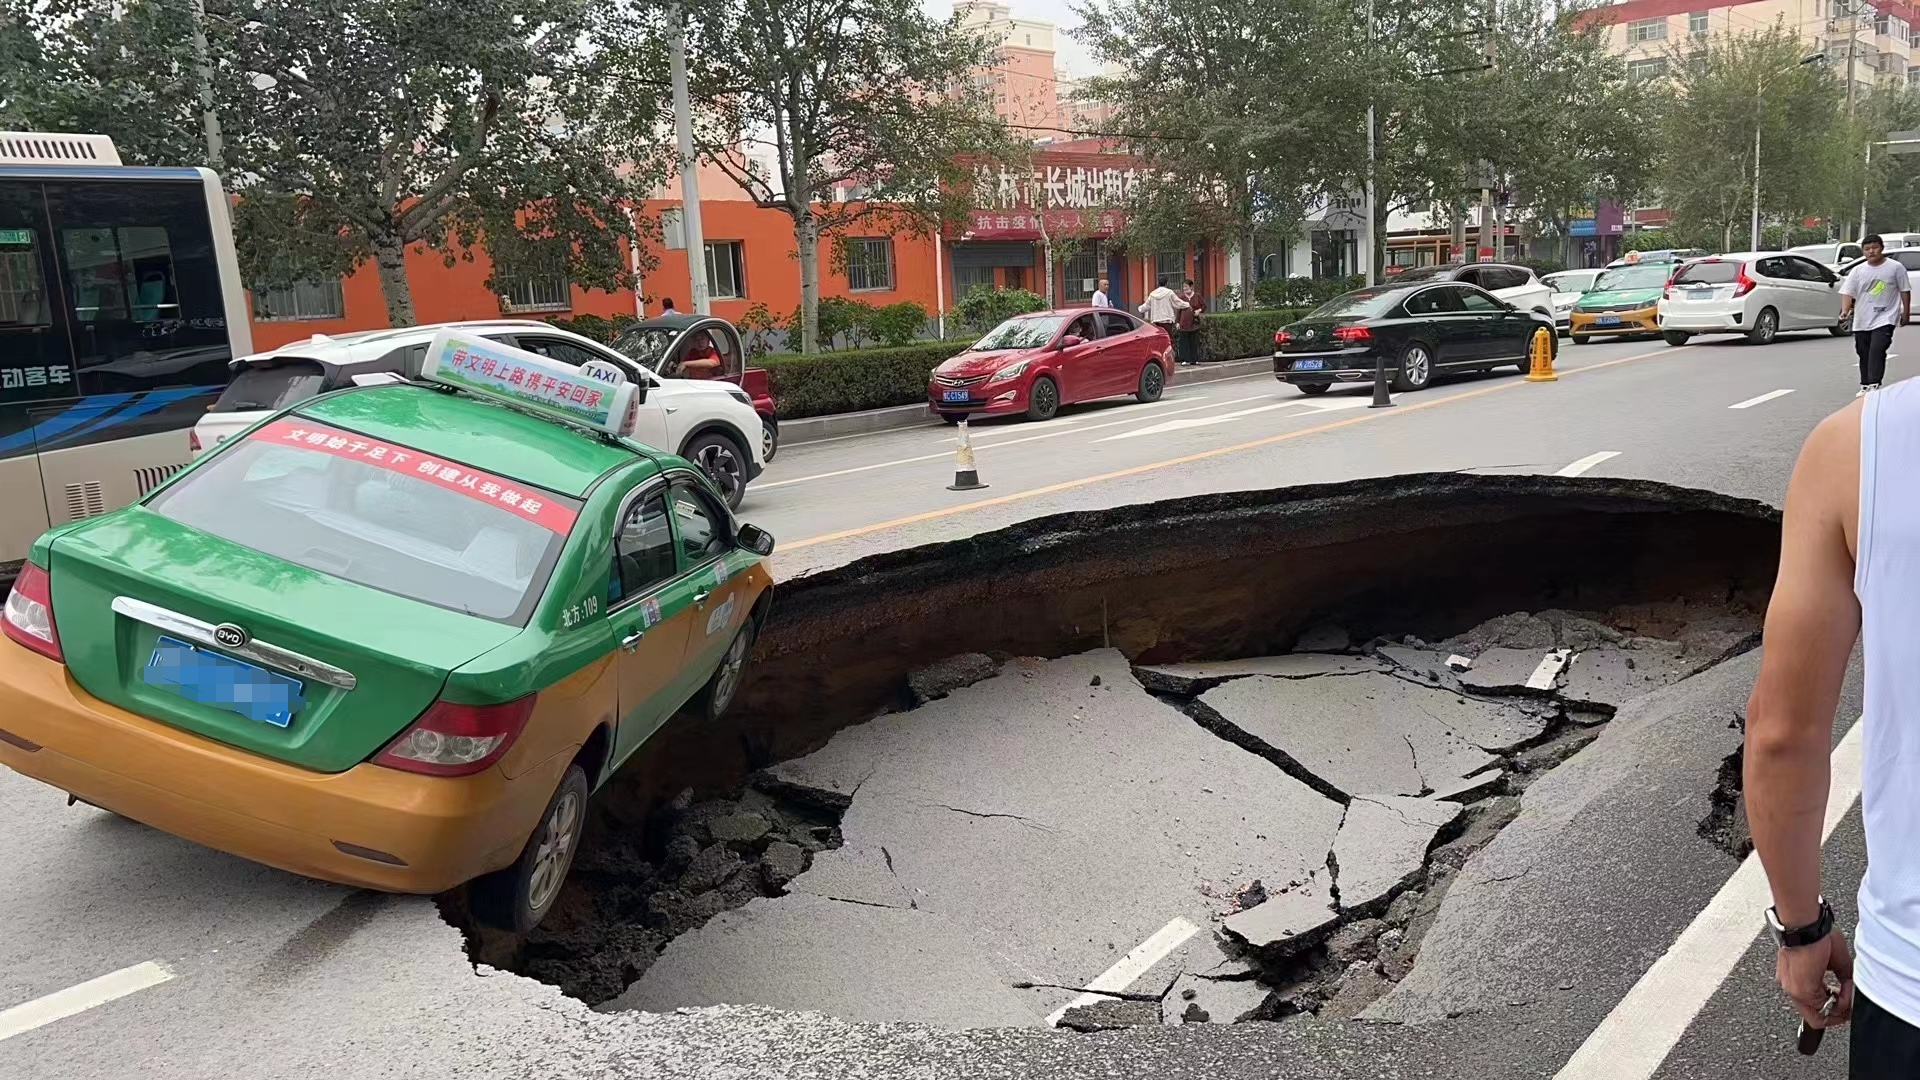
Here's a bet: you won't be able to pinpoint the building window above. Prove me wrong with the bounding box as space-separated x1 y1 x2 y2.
253 279 345 321
1626 18 1667 43
845 238 894 292
1153 249 1185 286
501 272 570 313
1688 10 1709 33
1062 242 1104 303
1626 56 1669 81
1311 230 1354 279
705 241 745 300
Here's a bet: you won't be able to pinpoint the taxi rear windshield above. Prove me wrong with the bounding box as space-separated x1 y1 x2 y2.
146 419 579 624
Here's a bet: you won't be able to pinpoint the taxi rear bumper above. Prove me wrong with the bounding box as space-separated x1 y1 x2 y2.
0 641 562 893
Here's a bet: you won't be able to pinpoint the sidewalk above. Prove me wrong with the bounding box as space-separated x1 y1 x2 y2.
781 355 1275 447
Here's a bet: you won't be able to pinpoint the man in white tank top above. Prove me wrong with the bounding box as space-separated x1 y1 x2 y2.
1749 380 1920 1072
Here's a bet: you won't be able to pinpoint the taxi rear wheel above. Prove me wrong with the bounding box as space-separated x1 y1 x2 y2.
696 621 756 722
472 764 589 934
686 431 748 510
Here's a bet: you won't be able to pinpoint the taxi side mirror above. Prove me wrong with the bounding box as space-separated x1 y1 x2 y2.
736 522 776 556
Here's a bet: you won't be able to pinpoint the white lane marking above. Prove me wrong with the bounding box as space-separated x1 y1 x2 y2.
1555 451 1622 477
1043 917 1200 1027
1554 719 1865 1080
0 961 176 1042
1729 389 1795 410
1526 648 1571 690
758 395 1270 490
1096 402 1296 442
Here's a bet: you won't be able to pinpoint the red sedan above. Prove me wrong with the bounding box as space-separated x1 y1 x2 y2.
928 307 1174 422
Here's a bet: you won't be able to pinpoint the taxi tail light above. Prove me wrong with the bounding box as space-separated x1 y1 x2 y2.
3 562 62 662
373 694 538 777
1333 325 1373 344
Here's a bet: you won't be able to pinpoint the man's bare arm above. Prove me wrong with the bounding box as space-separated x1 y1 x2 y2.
1747 404 1861 927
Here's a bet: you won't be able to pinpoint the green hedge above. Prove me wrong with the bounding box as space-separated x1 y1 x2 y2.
1198 308 1311 361
759 342 966 420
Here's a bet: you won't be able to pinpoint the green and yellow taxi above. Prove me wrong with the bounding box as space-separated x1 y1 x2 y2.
1566 263 1674 343
0 330 774 930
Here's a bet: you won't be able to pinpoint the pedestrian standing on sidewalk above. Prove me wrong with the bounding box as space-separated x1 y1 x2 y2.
1748 378 1920 1073
1174 278 1205 367
1138 276 1187 352
1091 277 1112 309
1840 234 1911 396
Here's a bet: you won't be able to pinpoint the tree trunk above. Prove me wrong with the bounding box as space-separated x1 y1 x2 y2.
372 233 417 328
795 209 821 354
1242 228 1257 310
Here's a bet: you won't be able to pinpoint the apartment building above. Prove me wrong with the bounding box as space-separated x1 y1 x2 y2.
959 0 1111 140
1592 0 1919 99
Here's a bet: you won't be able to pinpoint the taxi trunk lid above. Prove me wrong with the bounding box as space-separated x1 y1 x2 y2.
47 509 518 773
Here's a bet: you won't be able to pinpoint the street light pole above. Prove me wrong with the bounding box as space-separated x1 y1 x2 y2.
1752 53 1828 252
667 2 711 315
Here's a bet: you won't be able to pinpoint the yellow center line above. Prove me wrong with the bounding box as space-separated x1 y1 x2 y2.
777 348 1674 558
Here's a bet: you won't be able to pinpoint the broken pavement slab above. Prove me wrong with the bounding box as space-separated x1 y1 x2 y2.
1558 643 1694 712
607 892 1041 1029
1196 673 1505 798
624 649 1346 1027
1134 653 1384 696
1222 871 1340 953
1332 795 1465 914
1456 647 1569 696
1163 972 1275 1024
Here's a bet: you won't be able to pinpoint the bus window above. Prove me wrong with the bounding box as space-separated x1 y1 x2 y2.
0 232 50 328
46 179 231 399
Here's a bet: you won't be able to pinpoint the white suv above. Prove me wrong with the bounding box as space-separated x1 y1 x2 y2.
192 321 767 506
1656 253 1847 347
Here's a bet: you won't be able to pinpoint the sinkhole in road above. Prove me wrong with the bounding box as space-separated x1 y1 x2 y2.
443 474 1780 1031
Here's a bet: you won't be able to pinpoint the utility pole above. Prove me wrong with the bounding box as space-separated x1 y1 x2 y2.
188 0 223 171
1844 0 1859 119
1363 0 1375 286
667 2 711 315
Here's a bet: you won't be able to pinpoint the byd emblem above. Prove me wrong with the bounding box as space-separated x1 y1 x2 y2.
213 623 249 649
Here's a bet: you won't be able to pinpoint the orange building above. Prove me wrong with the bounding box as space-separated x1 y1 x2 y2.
246 147 1225 353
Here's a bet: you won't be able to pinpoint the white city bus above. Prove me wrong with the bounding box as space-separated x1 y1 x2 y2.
0 132 250 576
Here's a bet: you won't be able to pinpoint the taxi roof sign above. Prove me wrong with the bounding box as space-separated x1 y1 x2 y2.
413 328 640 438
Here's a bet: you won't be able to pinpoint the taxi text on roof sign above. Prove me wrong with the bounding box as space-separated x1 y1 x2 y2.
415 328 641 438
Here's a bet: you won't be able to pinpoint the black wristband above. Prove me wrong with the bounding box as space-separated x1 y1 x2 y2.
1768 898 1835 949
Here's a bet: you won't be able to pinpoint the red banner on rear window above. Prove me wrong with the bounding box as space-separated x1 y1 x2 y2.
250 419 579 534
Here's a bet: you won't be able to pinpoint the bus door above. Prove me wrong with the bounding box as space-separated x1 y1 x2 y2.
0 178 73 568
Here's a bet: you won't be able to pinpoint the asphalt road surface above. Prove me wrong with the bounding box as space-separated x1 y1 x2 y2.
0 324 1896 1079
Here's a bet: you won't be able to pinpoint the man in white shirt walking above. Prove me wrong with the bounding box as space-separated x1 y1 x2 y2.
1090 277 1112 309
1748 378 1920 1073
1839 234 1911 395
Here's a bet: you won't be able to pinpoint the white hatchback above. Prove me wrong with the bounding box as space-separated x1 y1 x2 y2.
192 321 768 506
1656 253 1847 346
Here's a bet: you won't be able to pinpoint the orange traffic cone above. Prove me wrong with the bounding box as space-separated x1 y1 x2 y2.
1525 326 1558 382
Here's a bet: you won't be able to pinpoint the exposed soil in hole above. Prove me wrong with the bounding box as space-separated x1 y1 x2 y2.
439 475 1780 1026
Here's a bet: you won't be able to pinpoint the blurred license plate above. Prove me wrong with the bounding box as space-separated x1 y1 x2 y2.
1597 315 1622 327
143 635 306 728
942 390 970 402
1294 359 1326 371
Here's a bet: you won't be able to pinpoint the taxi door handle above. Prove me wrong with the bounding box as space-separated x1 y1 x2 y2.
620 629 644 652
692 590 710 604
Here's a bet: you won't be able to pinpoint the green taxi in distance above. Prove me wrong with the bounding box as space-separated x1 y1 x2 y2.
1566 263 1673 344
0 330 776 932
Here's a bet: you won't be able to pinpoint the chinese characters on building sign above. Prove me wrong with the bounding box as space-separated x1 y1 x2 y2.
250 419 579 534
974 164 1143 212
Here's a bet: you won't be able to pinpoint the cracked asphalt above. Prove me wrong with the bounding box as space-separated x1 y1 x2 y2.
0 327 1893 1078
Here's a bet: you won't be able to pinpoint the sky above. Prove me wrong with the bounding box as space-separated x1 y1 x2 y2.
921 0 1101 76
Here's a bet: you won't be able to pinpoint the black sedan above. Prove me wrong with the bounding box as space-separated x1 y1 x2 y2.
1273 281 1555 395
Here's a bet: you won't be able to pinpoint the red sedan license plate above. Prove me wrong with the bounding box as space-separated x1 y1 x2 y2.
942 390 970 402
